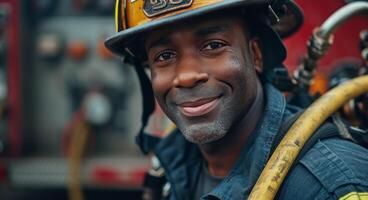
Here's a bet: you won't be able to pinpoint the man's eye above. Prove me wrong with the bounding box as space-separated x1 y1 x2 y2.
202 42 225 50
155 52 175 61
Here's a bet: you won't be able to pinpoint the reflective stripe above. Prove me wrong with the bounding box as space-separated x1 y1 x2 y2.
115 0 120 32
339 192 368 200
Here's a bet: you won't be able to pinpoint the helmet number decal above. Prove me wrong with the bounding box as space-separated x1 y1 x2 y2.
150 0 167 10
143 0 193 18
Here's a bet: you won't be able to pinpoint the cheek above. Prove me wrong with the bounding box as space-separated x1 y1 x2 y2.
213 54 248 84
228 55 245 74
216 53 258 102
151 68 174 101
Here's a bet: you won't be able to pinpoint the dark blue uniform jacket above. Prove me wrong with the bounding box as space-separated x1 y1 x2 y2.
151 84 368 200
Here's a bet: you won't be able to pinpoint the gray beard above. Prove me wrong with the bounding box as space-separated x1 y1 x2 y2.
179 119 228 144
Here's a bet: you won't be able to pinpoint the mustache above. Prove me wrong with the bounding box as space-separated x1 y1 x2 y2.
170 84 222 105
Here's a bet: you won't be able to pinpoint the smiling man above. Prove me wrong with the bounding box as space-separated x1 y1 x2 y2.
146 14 265 181
105 0 368 199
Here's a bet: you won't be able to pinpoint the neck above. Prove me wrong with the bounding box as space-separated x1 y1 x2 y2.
198 80 264 177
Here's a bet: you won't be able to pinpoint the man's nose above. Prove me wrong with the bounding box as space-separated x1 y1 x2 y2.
172 57 209 88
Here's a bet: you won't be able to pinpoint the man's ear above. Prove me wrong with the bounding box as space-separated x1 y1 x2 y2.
249 38 263 74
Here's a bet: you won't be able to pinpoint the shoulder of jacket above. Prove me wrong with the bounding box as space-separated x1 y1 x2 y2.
279 138 368 199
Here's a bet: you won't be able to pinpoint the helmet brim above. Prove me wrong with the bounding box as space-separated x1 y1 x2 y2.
106 1 267 56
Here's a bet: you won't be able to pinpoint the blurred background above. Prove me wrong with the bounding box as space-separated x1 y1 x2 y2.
0 0 366 199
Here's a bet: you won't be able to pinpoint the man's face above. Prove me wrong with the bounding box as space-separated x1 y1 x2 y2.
145 15 261 144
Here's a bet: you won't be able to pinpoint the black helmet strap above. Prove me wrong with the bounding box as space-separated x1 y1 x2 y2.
131 58 161 154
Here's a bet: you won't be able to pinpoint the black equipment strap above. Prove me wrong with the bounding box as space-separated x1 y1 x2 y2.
143 172 167 200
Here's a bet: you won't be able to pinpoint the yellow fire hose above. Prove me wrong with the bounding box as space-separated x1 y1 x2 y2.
68 120 90 200
248 75 368 199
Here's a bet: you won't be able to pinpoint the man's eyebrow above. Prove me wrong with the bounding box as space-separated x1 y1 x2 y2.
146 37 171 51
194 25 230 37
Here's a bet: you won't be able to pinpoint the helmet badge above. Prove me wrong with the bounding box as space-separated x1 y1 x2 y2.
143 0 193 17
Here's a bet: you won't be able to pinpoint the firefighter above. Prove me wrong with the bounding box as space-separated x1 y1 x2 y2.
105 0 368 199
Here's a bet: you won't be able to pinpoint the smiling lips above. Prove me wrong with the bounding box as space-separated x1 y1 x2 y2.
178 97 220 117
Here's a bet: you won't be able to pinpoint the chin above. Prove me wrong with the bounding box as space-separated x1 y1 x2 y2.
179 121 228 144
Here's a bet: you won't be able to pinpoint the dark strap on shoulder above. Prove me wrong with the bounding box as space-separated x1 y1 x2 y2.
270 110 304 153
271 110 340 170
295 123 339 164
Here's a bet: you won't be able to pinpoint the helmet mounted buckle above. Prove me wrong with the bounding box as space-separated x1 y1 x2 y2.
268 5 280 25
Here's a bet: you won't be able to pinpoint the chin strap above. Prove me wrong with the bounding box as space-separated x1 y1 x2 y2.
131 58 161 154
